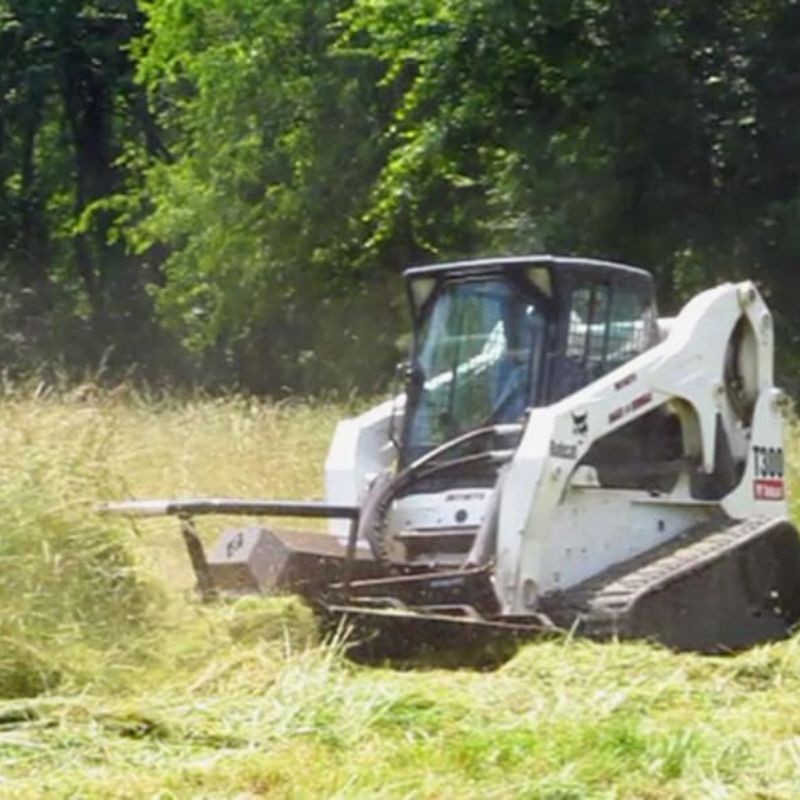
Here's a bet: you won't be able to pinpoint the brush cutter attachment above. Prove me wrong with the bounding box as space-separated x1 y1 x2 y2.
204 526 379 598
99 496 800 658
98 496 552 658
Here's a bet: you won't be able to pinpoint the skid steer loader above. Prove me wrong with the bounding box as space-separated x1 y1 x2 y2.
101 256 800 655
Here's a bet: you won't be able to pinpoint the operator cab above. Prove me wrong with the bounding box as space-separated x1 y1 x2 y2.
401 256 658 465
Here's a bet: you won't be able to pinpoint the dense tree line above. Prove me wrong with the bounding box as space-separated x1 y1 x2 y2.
1 0 799 392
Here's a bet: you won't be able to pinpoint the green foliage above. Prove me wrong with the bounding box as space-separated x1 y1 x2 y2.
0 0 172 379
2 0 800 391
341 0 800 313
125 0 402 391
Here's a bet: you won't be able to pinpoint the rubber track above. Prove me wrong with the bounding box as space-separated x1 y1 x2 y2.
544 516 774 639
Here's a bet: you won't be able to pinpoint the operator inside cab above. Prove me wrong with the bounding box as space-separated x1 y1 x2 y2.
403 277 545 463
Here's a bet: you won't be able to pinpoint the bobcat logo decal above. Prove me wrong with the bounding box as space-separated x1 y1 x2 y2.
571 411 588 436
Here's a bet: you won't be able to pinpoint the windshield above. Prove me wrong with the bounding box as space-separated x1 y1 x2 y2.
403 279 546 462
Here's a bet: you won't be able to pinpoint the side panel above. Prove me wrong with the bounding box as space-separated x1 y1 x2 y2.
538 491 719 592
388 489 491 531
324 397 401 537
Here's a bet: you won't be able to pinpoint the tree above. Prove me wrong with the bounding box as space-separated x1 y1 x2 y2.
128 0 401 392
2 0 799 391
339 0 800 375
0 0 164 374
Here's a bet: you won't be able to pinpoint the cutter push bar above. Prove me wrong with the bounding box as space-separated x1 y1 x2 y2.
97 498 360 520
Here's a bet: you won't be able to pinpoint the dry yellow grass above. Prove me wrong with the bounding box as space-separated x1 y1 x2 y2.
1 388 800 798
0 388 344 588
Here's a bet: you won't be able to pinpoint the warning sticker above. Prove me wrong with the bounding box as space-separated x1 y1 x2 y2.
754 478 785 501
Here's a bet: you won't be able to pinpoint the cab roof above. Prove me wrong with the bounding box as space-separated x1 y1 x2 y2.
403 255 652 282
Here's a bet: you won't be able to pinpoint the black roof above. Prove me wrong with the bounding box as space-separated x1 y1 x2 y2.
403 255 651 282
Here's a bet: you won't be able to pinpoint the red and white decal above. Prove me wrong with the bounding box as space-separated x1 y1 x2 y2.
608 392 653 425
614 373 637 391
754 478 785 501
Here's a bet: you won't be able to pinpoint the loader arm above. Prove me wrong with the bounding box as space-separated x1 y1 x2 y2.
497 280 787 614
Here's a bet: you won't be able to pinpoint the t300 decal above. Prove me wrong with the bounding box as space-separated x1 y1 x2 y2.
753 445 785 501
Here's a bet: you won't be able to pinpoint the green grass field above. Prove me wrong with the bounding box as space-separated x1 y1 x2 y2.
2 388 800 799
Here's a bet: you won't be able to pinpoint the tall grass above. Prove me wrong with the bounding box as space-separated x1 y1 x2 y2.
1 388 800 798
0 396 158 697
0 389 338 698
